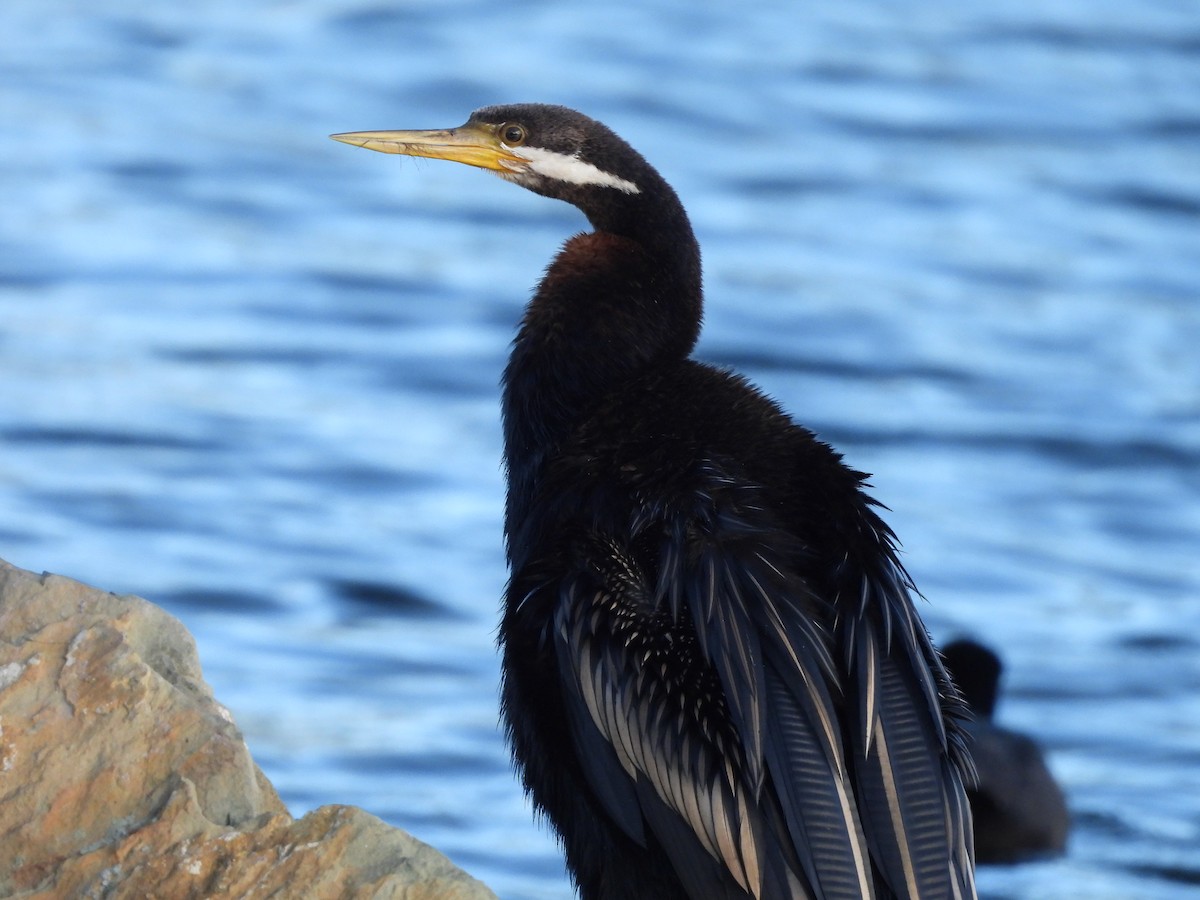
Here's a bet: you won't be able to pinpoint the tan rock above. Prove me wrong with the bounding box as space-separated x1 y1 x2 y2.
0 559 496 900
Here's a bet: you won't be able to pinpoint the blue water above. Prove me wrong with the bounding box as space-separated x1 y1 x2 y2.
2 1 1199 897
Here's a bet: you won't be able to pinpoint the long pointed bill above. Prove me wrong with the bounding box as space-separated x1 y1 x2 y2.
329 123 527 173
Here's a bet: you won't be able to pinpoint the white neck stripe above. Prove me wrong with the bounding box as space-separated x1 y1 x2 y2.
507 146 641 194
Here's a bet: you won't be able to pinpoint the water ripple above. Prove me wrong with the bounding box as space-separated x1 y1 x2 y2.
2 1 1198 897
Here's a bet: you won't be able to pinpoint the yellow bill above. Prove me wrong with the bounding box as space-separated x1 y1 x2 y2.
329 122 526 173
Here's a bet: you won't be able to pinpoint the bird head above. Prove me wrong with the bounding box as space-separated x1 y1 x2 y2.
331 103 649 214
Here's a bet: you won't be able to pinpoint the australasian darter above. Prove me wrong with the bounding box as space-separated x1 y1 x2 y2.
332 103 976 900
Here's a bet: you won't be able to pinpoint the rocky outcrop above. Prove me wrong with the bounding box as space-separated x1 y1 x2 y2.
0 559 496 899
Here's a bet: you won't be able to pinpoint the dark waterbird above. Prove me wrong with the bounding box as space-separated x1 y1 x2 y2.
332 104 976 900
942 639 1068 864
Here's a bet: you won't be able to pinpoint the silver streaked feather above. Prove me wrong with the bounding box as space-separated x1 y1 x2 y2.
549 460 975 899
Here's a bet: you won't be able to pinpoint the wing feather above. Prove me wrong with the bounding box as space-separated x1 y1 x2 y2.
847 576 977 900
548 460 974 900
555 561 767 898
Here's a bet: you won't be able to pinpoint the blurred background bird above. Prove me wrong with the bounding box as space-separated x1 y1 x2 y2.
942 638 1069 865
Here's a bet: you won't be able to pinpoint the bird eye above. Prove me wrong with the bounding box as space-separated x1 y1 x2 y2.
501 124 527 146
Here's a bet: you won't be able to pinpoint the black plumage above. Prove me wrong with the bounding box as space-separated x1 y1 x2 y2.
332 104 976 900
942 639 1068 863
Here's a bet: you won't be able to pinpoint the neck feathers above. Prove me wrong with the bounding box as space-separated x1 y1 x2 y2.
501 186 702 525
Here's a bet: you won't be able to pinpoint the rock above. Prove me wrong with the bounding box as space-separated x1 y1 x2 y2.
0 559 497 900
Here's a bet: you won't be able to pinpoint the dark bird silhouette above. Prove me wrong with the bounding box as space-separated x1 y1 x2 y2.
332 104 976 900
942 639 1068 864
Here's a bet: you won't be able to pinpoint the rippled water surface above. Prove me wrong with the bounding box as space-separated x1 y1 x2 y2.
3 2 1199 897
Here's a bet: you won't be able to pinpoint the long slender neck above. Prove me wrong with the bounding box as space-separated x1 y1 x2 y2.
501 173 702 540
